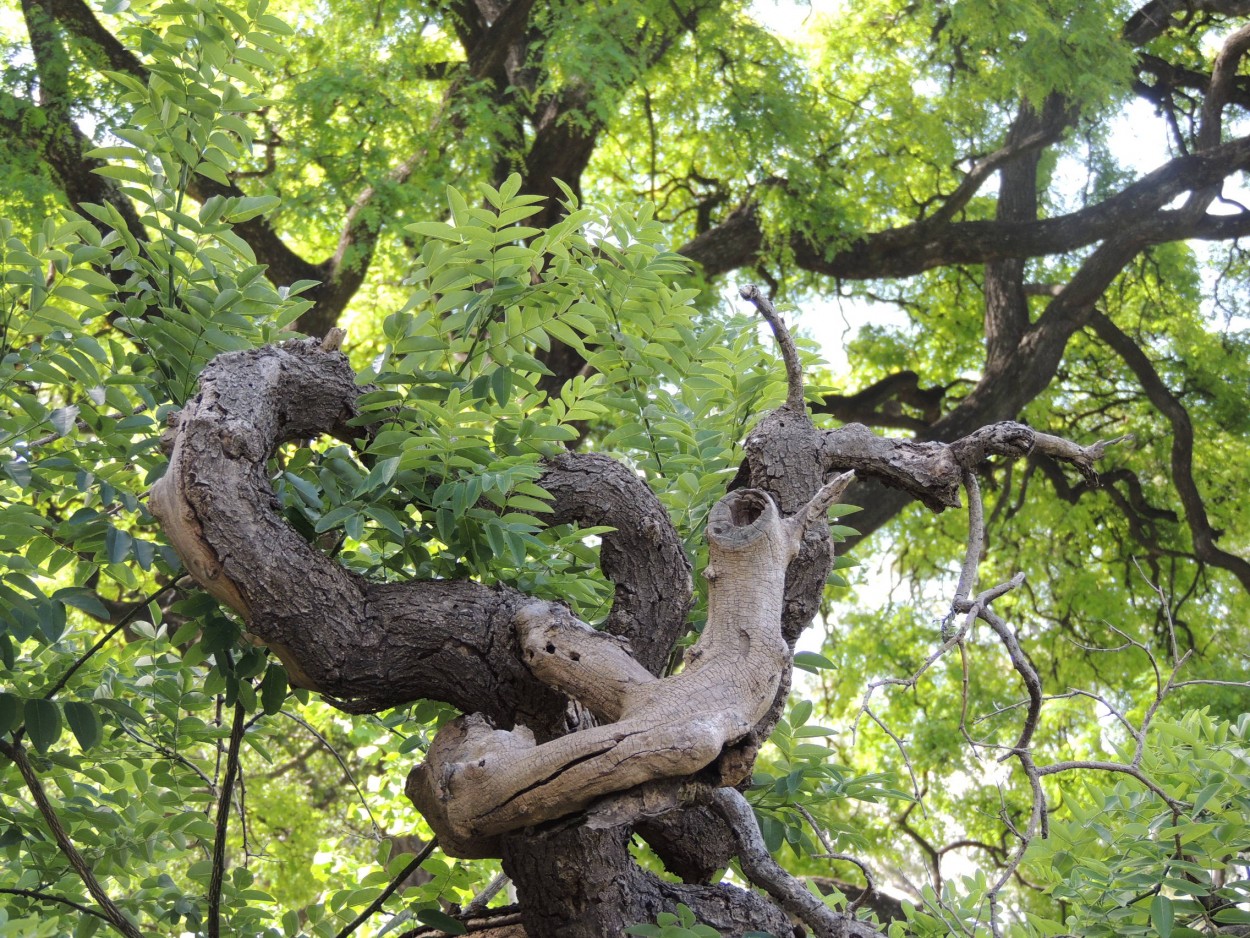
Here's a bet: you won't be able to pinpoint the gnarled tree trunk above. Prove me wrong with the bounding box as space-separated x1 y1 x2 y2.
150 334 1114 936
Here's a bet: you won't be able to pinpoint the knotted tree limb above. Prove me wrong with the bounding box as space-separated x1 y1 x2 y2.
818 421 1131 512
148 339 691 728
148 331 1126 936
409 474 856 857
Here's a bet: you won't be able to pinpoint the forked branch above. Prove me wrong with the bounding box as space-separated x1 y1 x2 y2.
409 474 856 856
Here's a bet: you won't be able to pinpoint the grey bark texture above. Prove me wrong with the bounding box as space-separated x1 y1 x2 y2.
150 338 1115 936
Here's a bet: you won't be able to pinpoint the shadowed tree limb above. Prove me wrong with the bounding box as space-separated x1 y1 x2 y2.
1088 310 1250 592
207 702 246 938
680 134 1250 281
14 0 147 246
812 370 950 431
1136 51 1250 113
1123 0 1250 46
0 738 144 938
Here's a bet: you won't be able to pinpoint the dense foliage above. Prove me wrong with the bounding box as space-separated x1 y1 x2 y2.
1 0 1249 935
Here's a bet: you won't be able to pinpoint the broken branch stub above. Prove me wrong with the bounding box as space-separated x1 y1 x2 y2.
408 474 856 858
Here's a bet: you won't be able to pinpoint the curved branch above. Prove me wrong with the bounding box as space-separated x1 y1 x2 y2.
739 284 804 409
1088 310 1250 592
409 477 855 856
1186 24 1250 215
147 339 560 721
148 339 702 721
711 789 881 938
680 136 1250 280
540 452 692 675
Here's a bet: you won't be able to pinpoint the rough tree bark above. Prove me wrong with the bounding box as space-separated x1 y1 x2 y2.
148 309 1119 936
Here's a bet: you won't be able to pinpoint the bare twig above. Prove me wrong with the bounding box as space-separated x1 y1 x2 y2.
0 739 143 937
0 886 112 923
278 709 381 837
739 284 805 409
864 708 923 808
794 803 877 914
461 872 509 917
39 579 183 701
1035 761 1184 812
208 702 246 938
115 721 217 793
334 838 438 938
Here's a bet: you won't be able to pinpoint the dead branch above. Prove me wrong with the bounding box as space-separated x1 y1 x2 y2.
409 474 856 856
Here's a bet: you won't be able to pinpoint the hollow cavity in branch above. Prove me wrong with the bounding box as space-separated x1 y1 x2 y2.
408 475 855 857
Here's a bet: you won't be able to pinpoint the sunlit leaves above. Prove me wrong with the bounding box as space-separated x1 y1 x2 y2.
1025 712 1250 938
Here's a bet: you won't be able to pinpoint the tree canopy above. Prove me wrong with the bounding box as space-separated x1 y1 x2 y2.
1 0 1249 936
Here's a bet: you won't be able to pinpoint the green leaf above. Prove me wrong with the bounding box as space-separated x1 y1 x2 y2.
260 663 288 715
790 698 813 727
63 701 103 751
825 504 862 518
53 588 111 621
544 319 587 352
491 366 513 406
0 693 20 734
226 195 282 222
49 405 80 437
105 526 133 564
353 456 400 498
1150 895 1174 938
793 651 837 673
24 698 62 753
416 910 467 934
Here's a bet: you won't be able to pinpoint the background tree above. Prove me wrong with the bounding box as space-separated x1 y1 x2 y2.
1 0 1249 936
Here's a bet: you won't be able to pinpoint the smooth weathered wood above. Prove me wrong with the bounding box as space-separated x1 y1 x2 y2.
407 477 853 856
